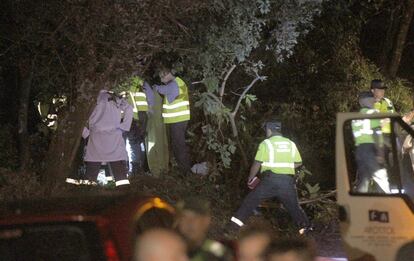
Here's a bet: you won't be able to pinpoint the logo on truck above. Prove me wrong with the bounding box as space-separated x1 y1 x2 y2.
369 210 389 223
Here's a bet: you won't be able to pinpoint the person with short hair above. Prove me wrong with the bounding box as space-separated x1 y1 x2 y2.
227 119 311 235
352 91 390 193
237 221 276 261
175 196 233 261
134 228 189 261
264 237 317 261
154 66 192 173
370 79 394 115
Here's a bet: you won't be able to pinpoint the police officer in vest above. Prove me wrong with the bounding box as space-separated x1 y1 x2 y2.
154 65 192 173
124 76 154 175
371 79 395 137
370 79 395 114
228 119 311 235
352 91 390 193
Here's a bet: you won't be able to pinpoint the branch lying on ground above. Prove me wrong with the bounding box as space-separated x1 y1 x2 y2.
260 190 337 208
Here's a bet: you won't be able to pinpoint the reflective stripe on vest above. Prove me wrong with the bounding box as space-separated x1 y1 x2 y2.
352 108 381 145
261 138 297 174
162 77 190 124
127 76 148 119
115 179 130 186
374 97 394 134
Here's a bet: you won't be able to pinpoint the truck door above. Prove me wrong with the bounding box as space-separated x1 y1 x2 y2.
336 113 414 261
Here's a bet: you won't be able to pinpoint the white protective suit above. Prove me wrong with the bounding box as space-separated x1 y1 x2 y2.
83 90 133 162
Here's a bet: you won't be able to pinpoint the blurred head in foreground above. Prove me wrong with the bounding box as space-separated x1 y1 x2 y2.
264 237 317 261
134 228 188 261
175 196 212 249
237 221 276 261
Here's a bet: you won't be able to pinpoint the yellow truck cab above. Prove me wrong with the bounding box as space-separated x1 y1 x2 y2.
336 112 414 261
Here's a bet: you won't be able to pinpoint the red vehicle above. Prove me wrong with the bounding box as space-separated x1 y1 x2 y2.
0 192 175 261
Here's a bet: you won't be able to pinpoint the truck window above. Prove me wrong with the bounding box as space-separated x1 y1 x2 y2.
343 117 414 197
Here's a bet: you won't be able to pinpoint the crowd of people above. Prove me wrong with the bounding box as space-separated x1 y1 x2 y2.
133 196 320 261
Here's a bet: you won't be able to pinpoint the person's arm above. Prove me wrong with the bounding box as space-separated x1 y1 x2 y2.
402 110 414 124
402 134 413 153
119 99 133 131
143 81 155 109
154 80 179 103
292 142 303 168
249 142 266 182
248 161 262 182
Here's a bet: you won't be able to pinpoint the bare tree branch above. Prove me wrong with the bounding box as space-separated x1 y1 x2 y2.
219 64 236 102
231 75 265 117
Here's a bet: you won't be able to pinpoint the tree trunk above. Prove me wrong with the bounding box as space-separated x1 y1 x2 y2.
17 59 34 171
387 0 414 78
229 114 249 170
43 79 99 186
379 3 402 71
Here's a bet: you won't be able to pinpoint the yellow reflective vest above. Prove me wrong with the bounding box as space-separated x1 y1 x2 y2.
127 76 148 120
374 97 395 134
162 77 190 124
255 135 302 175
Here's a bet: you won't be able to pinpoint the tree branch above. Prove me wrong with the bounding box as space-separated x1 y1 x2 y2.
220 64 236 102
205 92 226 109
231 75 265 117
260 190 337 208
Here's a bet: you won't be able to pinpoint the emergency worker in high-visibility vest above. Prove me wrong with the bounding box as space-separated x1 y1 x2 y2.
371 79 395 133
154 66 192 173
227 120 311 235
123 76 154 175
352 91 390 193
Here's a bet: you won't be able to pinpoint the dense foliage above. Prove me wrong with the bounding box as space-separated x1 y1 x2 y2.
0 0 413 195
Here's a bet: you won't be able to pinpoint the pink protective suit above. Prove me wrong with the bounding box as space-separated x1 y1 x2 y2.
83 90 133 162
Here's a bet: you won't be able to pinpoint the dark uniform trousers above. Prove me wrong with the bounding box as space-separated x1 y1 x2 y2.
355 143 381 192
168 120 192 172
126 118 147 174
234 171 310 228
85 161 128 182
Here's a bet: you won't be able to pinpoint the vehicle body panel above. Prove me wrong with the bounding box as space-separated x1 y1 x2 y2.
336 112 414 261
0 192 175 261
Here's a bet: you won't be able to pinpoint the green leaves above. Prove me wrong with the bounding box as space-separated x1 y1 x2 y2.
202 77 220 93
244 94 258 108
201 124 237 168
305 183 321 199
